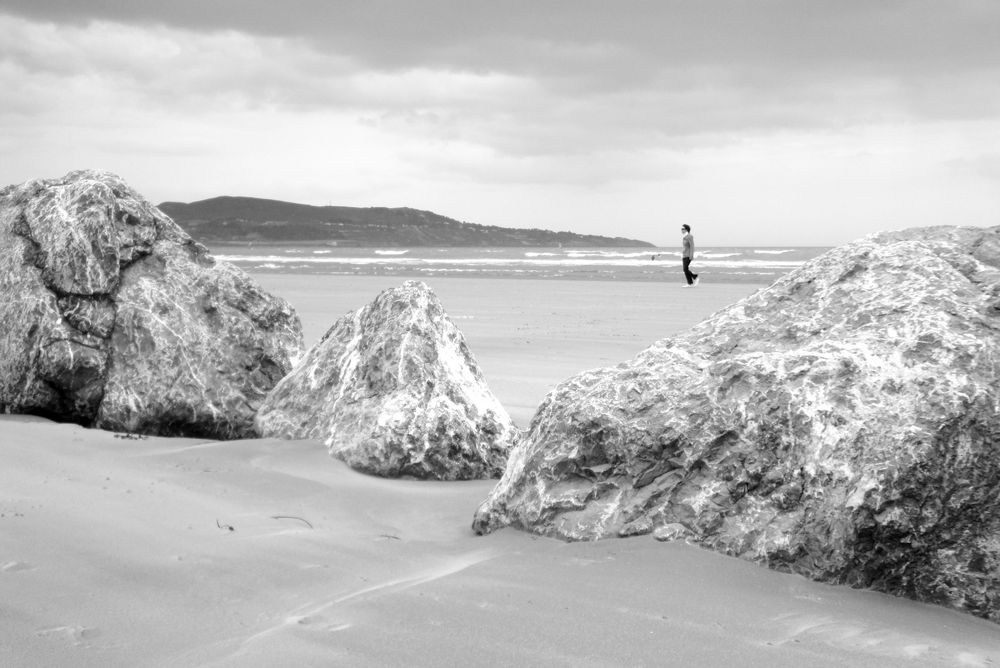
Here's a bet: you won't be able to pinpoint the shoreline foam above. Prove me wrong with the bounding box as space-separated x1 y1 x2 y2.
207 245 830 284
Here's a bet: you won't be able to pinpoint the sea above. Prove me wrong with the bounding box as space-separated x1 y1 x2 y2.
210 244 831 285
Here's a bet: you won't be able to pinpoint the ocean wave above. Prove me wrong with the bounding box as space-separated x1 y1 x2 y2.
375 249 410 255
218 254 805 270
566 250 655 259
693 260 805 269
753 249 795 255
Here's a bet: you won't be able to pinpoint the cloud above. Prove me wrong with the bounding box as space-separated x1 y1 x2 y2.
1 2 998 245
8 1 998 75
5 2 1000 125
947 150 1000 183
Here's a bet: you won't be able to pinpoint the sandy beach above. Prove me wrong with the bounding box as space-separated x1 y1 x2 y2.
4 275 1000 667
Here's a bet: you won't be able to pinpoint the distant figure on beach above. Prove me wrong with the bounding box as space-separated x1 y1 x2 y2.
681 224 699 287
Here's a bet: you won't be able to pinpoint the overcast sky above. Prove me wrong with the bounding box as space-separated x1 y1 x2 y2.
1 1 998 246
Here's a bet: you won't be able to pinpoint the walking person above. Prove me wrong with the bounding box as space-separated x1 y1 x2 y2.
681 224 699 287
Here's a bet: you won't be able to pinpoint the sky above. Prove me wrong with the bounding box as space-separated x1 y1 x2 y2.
1 1 998 246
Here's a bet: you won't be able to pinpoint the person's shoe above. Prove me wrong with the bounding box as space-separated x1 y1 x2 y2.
693 276 700 286
682 284 691 288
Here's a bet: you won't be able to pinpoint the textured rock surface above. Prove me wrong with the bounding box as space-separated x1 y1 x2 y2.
256 280 517 479
0 170 304 438
473 225 1000 622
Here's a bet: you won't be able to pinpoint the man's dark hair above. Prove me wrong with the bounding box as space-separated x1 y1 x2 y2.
681 224 691 232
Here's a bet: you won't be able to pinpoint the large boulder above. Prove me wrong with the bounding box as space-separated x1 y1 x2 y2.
0 170 304 438
256 280 518 479
473 225 1000 622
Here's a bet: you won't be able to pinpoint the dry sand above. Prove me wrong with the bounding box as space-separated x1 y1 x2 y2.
3 275 1000 667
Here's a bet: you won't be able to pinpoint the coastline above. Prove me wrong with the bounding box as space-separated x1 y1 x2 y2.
209 244 827 285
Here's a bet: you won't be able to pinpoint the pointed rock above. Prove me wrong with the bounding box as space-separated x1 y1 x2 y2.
256 280 518 480
473 225 1000 623
0 170 304 438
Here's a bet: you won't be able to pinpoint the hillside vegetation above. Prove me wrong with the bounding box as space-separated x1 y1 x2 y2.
159 196 652 247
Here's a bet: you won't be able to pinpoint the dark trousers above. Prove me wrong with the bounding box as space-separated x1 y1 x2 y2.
683 257 698 285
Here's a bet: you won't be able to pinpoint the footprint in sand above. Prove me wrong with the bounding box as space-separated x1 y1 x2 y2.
2 561 35 572
34 625 101 646
290 615 352 633
764 613 994 667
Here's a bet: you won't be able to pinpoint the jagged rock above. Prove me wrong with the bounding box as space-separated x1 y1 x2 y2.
473 225 1000 623
0 170 304 438
256 280 518 480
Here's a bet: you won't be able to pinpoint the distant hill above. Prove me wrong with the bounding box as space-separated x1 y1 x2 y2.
158 196 653 247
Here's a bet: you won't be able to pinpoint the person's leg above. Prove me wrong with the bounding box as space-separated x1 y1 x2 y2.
682 257 694 285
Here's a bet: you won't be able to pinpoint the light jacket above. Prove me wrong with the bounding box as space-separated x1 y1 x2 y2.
682 233 694 259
